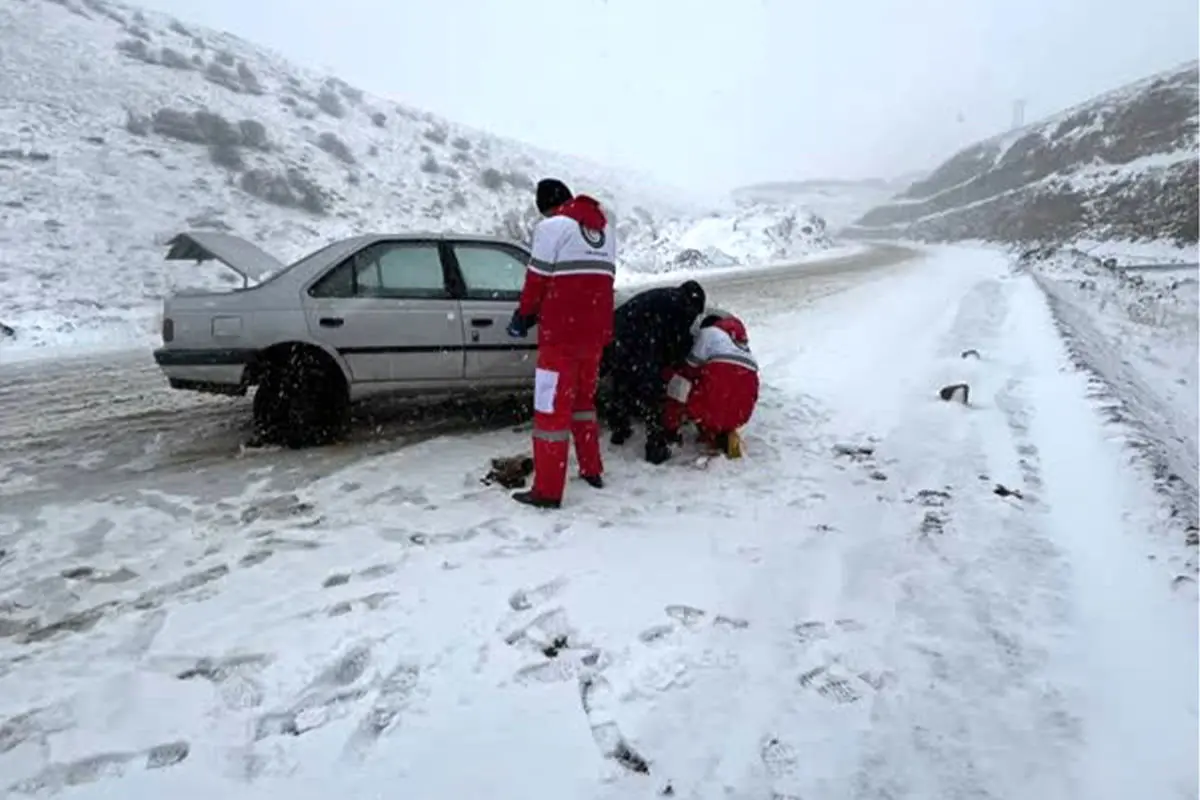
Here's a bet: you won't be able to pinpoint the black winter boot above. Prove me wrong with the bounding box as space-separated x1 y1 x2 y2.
644 435 671 465
512 491 561 509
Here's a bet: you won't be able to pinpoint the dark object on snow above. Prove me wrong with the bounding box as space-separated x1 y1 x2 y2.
0 322 14 338
541 635 569 658
834 443 875 460
993 483 1024 500
603 281 707 462
482 454 534 489
961 349 980 359
938 383 970 404
612 740 651 774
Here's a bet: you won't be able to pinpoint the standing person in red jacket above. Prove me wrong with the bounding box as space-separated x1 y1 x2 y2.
662 313 759 457
506 178 616 509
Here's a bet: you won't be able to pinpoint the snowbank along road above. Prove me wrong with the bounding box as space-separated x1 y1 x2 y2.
0 243 913 509
0 244 1194 800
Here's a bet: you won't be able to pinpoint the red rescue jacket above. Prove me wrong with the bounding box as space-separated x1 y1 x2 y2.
517 195 616 353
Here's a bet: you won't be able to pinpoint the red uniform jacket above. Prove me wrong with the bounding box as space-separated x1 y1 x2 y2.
517 195 616 353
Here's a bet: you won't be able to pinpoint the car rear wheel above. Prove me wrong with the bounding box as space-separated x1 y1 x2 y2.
253 348 348 449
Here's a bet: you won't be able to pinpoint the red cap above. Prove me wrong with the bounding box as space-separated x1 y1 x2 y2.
714 316 748 345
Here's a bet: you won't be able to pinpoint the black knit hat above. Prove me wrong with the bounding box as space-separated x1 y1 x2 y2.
536 178 572 215
680 279 706 314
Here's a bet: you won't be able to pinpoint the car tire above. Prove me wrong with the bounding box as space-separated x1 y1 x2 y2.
254 350 348 449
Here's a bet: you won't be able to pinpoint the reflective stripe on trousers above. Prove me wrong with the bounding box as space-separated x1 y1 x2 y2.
533 427 571 442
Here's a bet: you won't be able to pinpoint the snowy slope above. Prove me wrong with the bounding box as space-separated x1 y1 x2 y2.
731 175 921 232
0 0 832 357
847 60 1199 247
0 246 1194 798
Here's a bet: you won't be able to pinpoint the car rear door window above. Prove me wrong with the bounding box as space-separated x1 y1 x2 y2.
372 243 448 299
453 244 526 300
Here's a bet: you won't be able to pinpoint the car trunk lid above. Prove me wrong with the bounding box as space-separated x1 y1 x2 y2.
165 231 285 285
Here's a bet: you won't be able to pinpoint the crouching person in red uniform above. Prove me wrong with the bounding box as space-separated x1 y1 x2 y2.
507 178 616 509
662 314 758 455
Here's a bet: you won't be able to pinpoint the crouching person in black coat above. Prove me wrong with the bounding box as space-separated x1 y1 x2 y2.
603 279 707 464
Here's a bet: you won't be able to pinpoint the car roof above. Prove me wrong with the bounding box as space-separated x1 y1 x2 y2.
348 232 528 247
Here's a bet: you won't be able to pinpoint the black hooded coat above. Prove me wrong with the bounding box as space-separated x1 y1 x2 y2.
601 280 707 443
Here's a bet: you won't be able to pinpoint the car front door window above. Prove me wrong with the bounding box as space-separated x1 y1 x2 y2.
453 245 527 300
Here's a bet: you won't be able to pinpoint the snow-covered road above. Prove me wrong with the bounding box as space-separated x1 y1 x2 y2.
0 243 911 509
0 245 1194 800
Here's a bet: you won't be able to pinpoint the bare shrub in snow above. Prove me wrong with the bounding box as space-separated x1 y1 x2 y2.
420 154 440 174
126 25 151 41
479 167 505 191
237 119 269 150
367 144 379 157
158 47 192 70
335 80 364 104
168 20 191 37
316 88 345 118
0 149 51 163
150 108 205 143
204 62 244 93
504 170 533 190
193 110 239 146
116 38 155 63
451 149 471 164
185 210 232 230
124 109 150 136
451 136 471 151
239 168 329 215
497 207 539 244
208 142 244 171
214 49 236 67
449 190 467 208
316 132 355 164
442 165 461 180
236 62 264 94
190 53 203 67
370 111 387 128
423 126 448 145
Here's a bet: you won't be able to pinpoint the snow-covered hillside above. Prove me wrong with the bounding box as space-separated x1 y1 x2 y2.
0 0 833 357
846 60 1199 247
622 205 832 271
731 176 918 232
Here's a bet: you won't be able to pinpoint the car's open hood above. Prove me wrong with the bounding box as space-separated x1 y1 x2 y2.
165 231 285 284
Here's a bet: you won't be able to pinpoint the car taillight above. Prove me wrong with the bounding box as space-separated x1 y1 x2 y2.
162 317 174 343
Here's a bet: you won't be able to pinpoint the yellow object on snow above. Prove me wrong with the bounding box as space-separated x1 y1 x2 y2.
724 429 744 459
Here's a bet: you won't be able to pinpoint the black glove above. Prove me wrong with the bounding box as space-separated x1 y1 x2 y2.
507 311 536 338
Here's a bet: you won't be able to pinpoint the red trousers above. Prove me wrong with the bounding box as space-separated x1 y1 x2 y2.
531 344 604 501
663 362 758 437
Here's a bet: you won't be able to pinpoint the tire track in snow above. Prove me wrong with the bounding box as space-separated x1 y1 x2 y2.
1032 273 1198 536
836 273 1086 799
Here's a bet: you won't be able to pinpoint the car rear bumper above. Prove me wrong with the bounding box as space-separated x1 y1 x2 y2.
153 347 256 395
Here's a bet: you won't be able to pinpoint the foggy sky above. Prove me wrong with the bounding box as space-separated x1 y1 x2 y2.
134 0 1198 195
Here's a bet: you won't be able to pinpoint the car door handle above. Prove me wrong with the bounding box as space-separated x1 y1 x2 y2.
319 317 344 328
470 318 494 328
